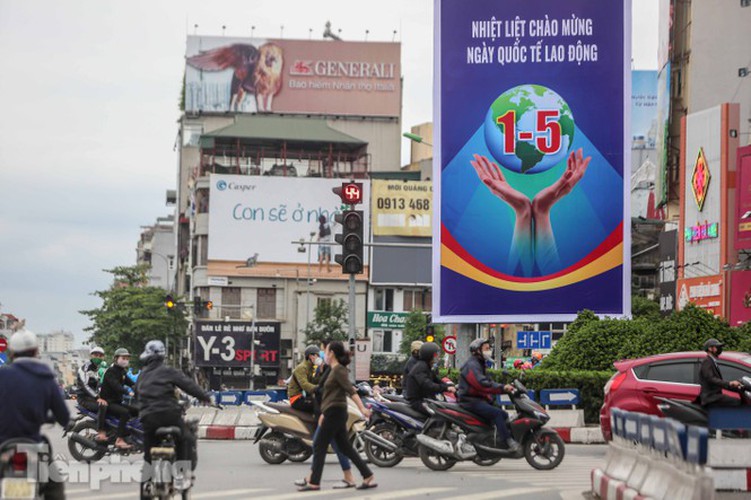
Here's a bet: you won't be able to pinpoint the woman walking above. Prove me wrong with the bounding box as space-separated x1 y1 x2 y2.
298 341 377 492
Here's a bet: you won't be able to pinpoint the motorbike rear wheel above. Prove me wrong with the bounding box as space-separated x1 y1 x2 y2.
286 445 313 463
524 430 565 470
364 422 403 468
417 425 457 471
258 431 288 464
472 455 501 466
68 420 106 463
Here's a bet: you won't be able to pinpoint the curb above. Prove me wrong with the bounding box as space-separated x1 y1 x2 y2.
554 427 605 444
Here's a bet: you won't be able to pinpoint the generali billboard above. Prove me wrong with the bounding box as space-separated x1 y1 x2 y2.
676 275 723 317
185 36 401 117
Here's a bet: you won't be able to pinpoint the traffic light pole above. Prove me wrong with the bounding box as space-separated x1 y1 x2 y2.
348 273 357 384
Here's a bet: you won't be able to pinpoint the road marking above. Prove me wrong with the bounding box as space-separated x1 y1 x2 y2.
67 491 137 499
357 487 455 499
255 488 352 500
193 488 270 498
459 487 552 499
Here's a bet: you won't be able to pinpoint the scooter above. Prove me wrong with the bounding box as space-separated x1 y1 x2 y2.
361 378 456 468
64 403 144 463
252 398 367 464
0 438 50 500
656 375 751 429
141 417 199 500
416 378 565 471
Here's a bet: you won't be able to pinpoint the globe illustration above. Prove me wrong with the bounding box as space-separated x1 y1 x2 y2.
484 84 575 174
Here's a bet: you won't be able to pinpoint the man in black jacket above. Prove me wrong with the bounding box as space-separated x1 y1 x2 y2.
402 341 423 388
698 339 743 408
136 340 211 468
76 346 105 412
97 348 137 449
404 342 455 415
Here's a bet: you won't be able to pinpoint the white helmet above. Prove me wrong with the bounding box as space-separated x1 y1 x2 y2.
9 329 39 354
90 346 105 356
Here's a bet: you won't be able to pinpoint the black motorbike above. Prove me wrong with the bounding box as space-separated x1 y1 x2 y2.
0 438 51 500
141 419 199 500
416 378 565 471
656 375 751 429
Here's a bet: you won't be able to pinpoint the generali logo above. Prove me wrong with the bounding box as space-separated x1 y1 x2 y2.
691 148 711 211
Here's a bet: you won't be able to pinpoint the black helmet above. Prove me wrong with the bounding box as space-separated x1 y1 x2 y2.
469 338 490 356
703 338 724 354
304 345 320 359
419 342 441 363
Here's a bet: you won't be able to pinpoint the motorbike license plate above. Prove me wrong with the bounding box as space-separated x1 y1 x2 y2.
1 478 36 499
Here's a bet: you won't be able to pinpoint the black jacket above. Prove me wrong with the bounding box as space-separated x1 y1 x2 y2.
404 359 449 402
402 354 419 387
136 359 210 418
0 358 69 444
76 360 100 400
698 355 734 406
99 364 135 404
458 355 506 403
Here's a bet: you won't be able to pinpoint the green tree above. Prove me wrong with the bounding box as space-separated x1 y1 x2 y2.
631 295 661 321
303 299 349 346
399 310 444 356
80 265 188 367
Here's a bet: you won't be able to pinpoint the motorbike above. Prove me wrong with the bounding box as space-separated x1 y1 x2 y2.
0 438 51 500
65 403 144 463
656 375 751 429
252 398 367 465
141 415 200 500
416 378 565 471
361 379 456 468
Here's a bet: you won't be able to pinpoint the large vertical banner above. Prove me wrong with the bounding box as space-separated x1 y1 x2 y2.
434 0 631 322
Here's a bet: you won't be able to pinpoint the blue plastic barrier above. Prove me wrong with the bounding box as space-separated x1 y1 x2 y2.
243 390 287 404
651 417 668 453
685 426 709 465
624 413 640 442
707 407 751 430
214 391 244 405
638 413 652 447
539 388 580 406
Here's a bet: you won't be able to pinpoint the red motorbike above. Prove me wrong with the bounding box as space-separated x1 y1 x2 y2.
416 378 565 471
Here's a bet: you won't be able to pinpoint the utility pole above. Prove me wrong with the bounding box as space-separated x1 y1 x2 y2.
348 274 357 383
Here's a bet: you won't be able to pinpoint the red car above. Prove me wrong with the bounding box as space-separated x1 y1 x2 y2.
599 351 751 441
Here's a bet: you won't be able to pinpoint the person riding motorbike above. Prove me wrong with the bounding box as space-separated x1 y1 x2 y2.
404 342 456 416
402 341 423 387
76 346 105 413
698 338 743 408
136 340 211 497
0 329 69 500
97 348 138 449
458 338 519 451
289 345 322 413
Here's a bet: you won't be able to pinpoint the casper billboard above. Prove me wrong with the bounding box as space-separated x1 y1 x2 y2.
208 175 370 264
185 36 400 117
434 0 631 322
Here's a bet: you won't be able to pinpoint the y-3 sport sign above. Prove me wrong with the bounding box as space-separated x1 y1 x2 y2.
194 321 280 368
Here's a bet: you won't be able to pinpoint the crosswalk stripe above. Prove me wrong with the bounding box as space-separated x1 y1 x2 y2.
356 487 455 499
255 488 353 500
68 491 136 499
193 488 269 498
459 487 552 499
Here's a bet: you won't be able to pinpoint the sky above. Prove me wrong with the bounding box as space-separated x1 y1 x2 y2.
0 0 658 346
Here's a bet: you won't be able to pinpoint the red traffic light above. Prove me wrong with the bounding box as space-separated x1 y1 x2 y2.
333 182 363 205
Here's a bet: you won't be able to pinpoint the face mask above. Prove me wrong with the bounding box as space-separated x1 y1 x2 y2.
313 357 323 367
117 358 129 368
319 350 325 360
91 358 104 367
482 351 493 360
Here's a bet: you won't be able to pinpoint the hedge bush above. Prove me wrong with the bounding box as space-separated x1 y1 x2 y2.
440 368 612 424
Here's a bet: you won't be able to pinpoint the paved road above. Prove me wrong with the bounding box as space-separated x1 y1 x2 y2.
44 422 604 499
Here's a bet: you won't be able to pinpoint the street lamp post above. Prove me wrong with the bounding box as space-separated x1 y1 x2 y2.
305 231 317 328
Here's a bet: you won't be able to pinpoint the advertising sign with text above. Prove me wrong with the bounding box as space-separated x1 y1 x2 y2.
676 276 723 317
735 146 751 250
729 270 751 326
209 175 370 263
186 36 400 117
658 230 677 316
193 321 280 368
434 0 631 322
372 180 433 237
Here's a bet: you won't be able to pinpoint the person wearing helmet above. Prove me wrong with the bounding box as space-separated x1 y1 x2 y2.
136 339 211 492
75 346 106 412
289 345 323 413
0 330 69 500
458 338 519 451
698 338 743 408
404 342 456 415
402 340 423 388
513 359 524 370
97 347 138 449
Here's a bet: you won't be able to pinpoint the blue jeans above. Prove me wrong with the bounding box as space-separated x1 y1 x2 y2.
463 400 511 441
312 423 351 471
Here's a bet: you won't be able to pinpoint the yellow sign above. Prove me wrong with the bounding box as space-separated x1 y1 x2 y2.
371 180 432 237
